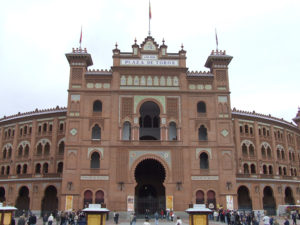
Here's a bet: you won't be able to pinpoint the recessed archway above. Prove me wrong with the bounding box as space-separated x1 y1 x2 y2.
263 186 276 215
237 186 252 210
15 186 30 216
134 158 165 216
41 185 58 216
284 187 295 205
0 187 5 202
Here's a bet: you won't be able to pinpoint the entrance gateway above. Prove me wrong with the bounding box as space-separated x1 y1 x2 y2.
134 159 166 216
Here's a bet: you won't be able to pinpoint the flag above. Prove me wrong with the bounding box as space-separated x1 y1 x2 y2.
215 28 218 49
79 27 82 45
149 1 152 19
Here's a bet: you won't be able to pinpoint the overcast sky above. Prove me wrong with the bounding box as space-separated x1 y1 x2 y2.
0 0 299 123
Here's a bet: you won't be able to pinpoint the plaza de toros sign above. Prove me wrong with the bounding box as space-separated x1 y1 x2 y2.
120 55 179 67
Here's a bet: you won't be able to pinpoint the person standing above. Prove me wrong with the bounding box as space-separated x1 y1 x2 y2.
132 213 137 225
263 214 270 225
154 211 159 225
292 212 297 225
28 214 37 225
18 215 26 225
176 216 182 225
284 217 290 225
43 214 48 225
113 211 119 224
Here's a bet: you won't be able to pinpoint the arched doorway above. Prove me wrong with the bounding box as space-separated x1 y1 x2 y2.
263 186 276 215
0 187 5 202
196 190 204 204
284 187 295 205
237 186 252 210
135 159 166 216
15 186 30 216
41 186 58 216
206 190 216 209
139 101 161 140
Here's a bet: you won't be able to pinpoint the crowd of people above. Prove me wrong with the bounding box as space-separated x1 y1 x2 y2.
209 208 299 225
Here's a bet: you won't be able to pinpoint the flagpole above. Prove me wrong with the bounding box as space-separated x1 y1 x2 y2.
215 28 218 52
79 26 82 49
148 0 151 36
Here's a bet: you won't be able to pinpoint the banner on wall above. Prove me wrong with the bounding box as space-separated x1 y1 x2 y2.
65 195 73 211
166 195 173 210
127 196 134 212
226 195 234 210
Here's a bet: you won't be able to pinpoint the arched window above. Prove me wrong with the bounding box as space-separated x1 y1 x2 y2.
198 125 208 141
294 169 297 176
279 167 282 175
277 149 281 160
43 163 48 174
23 164 27 174
122 122 131 140
91 152 100 169
261 147 266 159
196 190 205 204
283 167 287 175
168 122 177 141
240 126 243 133
44 143 50 155
58 141 65 155
200 152 209 169
263 165 267 174
267 147 272 159
8 148 12 158
281 150 285 160
35 164 41 174
18 146 23 158
57 162 63 173
2 149 7 159
6 166 10 175
250 164 256 174
93 100 102 112
24 145 29 157
43 123 47 132
263 128 266 136
242 144 248 156
289 152 292 161
1 167 4 175
143 116 152 128
245 125 249 134
37 143 43 155
83 190 93 208
250 127 253 135
59 123 64 131
269 165 273 175
249 145 255 156
153 116 160 128
290 168 294 176
244 164 249 174
92 124 101 140
197 101 206 113
95 190 104 204
16 165 21 175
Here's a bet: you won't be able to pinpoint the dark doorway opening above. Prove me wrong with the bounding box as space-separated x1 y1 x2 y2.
284 187 295 205
263 186 276 215
41 185 58 217
0 187 5 203
238 186 252 210
135 159 166 217
15 186 30 217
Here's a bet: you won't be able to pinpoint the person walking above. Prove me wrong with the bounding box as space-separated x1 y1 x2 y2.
43 214 48 225
132 213 137 225
48 214 54 225
292 212 297 225
113 211 119 224
284 217 290 225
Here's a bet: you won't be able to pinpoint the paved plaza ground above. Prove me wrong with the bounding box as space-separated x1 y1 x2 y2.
20 216 291 225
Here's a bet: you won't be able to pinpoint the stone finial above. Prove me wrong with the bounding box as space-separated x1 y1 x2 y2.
115 42 118 49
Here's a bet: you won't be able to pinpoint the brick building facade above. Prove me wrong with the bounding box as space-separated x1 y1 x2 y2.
0 36 300 215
